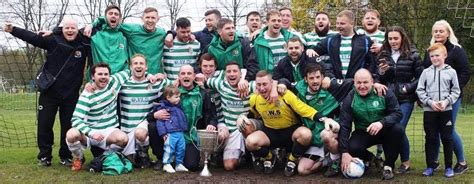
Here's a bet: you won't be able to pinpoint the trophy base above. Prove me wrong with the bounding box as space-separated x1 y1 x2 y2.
200 162 212 177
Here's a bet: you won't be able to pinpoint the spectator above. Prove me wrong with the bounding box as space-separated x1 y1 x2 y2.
417 43 460 177
3 18 90 167
377 26 424 173
422 20 471 174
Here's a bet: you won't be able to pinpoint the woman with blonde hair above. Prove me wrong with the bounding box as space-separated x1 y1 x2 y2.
423 19 471 175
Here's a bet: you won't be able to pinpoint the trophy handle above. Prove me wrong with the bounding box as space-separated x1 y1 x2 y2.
200 152 212 177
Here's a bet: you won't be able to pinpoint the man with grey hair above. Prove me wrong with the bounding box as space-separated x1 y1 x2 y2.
3 18 90 167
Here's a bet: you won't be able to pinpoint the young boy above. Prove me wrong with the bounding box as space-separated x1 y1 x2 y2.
153 85 189 173
416 43 460 178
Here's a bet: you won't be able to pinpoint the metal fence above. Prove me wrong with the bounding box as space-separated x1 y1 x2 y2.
1 90 473 155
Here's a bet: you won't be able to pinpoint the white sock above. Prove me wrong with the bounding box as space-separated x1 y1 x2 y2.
67 141 84 158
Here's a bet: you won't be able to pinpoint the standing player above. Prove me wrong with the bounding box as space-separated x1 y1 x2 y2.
88 7 172 74
253 10 294 74
89 5 128 74
163 17 200 80
356 9 385 55
304 11 337 47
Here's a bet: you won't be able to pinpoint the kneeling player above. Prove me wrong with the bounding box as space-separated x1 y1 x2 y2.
244 71 326 176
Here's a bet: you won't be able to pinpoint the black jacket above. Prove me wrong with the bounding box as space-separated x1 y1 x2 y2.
10 27 90 98
194 27 216 53
423 41 471 97
311 33 376 79
378 48 424 103
273 53 317 88
338 89 402 153
146 86 217 129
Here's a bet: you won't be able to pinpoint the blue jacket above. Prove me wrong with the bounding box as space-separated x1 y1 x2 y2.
154 100 188 137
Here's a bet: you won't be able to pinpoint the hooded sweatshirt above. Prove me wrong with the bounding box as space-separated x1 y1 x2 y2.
416 64 460 112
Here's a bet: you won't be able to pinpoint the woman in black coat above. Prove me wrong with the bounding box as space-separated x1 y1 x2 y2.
377 26 424 173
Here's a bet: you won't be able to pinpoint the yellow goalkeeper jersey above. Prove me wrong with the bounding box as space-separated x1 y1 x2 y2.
249 90 317 129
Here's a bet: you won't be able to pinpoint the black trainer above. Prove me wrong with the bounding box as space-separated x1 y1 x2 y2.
284 160 297 177
60 158 73 167
153 161 163 171
38 157 51 167
252 156 265 174
263 154 277 174
135 150 152 168
454 162 468 174
397 164 411 174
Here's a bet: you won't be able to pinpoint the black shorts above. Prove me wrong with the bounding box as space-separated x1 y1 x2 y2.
262 125 299 150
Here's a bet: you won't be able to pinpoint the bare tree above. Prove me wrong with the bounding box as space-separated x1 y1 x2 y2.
55 0 71 27
218 0 253 25
112 0 140 20
79 0 140 23
81 0 105 22
166 0 187 30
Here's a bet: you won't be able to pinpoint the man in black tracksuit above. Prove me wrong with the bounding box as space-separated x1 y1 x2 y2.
273 37 317 88
4 19 90 166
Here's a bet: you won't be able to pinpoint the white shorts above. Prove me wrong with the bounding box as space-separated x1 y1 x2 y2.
135 120 148 130
223 130 245 160
86 127 135 156
86 127 119 150
125 131 136 155
305 146 325 159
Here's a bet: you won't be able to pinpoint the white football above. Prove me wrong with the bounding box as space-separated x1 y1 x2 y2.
343 158 365 178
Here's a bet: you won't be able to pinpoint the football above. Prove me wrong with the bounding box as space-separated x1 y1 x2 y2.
343 158 365 178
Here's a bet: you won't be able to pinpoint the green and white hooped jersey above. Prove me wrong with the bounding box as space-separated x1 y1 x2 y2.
163 38 200 81
263 31 287 68
72 71 130 136
288 29 306 45
339 36 352 77
119 78 172 133
304 30 338 47
209 71 225 124
206 73 254 132
356 29 385 45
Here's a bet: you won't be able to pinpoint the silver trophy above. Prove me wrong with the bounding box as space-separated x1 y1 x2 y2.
197 130 219 177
